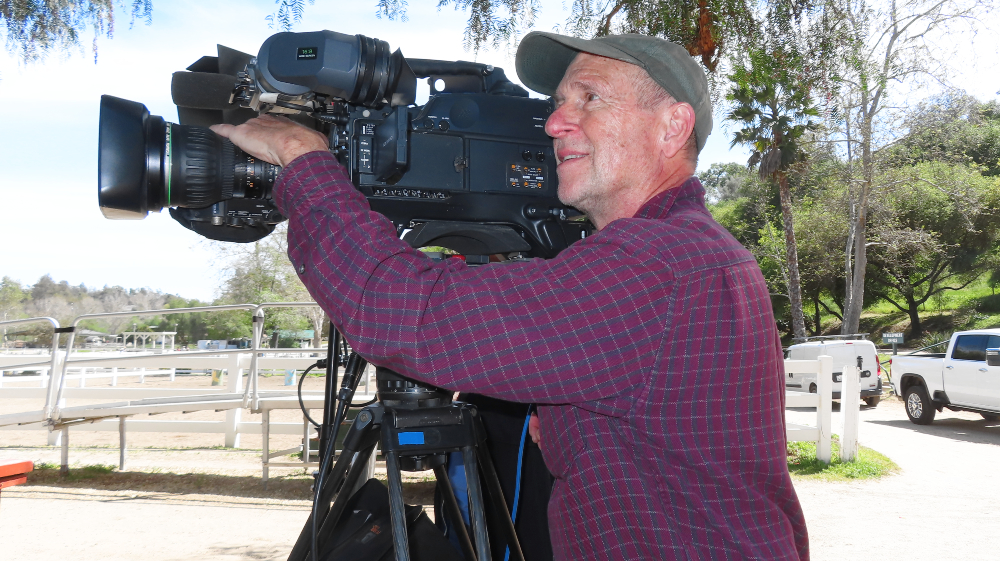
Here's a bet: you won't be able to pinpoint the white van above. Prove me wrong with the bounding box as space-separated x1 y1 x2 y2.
785 336 884 406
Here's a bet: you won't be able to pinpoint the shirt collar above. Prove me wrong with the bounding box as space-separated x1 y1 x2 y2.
633 177 706 220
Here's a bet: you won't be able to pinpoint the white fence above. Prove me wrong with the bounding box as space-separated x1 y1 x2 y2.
3 309 857 475
784 354 863 463
0 305 379 476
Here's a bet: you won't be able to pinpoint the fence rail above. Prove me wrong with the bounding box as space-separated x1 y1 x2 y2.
3 307 851 475
784 355 833 463
0 304 379 476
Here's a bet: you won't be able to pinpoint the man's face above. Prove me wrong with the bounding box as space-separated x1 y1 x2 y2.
545 53 663 221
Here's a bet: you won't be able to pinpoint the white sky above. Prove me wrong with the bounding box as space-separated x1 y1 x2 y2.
0 1 997 302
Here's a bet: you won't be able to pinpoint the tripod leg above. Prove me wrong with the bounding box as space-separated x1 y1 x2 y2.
385 450 411 561
475 438 525 561
463 446 491 561
287 407 381 561
433 464 478 561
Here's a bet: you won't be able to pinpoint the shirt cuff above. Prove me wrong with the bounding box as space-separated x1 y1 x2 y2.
273 151 369 220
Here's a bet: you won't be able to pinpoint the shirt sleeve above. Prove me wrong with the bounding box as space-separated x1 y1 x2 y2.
275 151 672 415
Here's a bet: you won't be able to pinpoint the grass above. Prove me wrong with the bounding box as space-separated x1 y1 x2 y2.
787 440 899 481
33 462 116 481
802 276 1000 348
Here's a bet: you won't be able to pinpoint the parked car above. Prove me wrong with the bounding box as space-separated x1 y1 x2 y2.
890 329 1000 424
785 336 884 407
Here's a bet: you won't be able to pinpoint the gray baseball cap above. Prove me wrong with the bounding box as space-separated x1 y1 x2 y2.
515 31 712 152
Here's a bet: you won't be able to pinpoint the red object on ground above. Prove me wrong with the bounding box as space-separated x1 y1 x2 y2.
0 460 34 491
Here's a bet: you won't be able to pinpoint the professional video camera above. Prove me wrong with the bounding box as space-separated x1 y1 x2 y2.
98 29 588 258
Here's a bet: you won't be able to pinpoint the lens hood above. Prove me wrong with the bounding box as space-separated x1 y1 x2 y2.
98 95 164 219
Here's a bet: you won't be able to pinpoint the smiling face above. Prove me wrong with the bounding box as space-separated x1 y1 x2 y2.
544 53 698 229
545 54 667 228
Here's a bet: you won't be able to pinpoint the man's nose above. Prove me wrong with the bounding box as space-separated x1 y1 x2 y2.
545 103 576 138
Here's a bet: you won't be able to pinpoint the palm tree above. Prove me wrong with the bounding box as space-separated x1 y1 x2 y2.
726 44 819 339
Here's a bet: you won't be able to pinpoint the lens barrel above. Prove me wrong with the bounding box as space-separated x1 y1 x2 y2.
98 95 281 219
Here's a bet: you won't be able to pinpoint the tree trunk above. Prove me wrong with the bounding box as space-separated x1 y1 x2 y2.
842 197 868 334
842 93 874 336
778 173 807 339
907 298 923 339
813 290 822 336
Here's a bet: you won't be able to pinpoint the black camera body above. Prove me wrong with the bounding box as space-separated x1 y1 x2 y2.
98 30 588 258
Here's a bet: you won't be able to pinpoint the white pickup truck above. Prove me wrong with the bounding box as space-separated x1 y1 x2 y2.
890 329 1000 424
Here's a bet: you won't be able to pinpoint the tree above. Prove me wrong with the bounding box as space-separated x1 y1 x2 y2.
821 0 988 335
1 0 151 62
0 276 27 321
164 295 211 346
212 223 311 340
273 0 776 80
726 5 822 339
866 162 1000 337
699 162 749 203
889 92 1000 177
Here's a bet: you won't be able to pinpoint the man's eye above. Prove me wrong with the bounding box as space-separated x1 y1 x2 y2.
586 93 600 102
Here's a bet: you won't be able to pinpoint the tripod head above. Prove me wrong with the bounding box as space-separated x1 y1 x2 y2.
376 367 453 409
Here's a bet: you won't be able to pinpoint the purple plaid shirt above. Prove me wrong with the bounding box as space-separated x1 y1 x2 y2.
276 152 809 560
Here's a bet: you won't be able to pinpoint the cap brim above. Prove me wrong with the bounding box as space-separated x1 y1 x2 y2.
515 32 642 96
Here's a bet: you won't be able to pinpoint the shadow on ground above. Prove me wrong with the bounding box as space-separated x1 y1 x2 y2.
868 417 1000 446
24 466 437 504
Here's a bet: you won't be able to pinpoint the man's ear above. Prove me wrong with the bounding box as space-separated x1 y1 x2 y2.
656 102 696 160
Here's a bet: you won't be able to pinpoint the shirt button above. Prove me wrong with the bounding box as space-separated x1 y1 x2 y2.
297 264 305 274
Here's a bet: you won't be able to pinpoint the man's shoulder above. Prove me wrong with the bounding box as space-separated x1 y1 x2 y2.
607 202 756 274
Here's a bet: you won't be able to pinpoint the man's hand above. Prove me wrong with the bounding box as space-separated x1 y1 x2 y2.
529 412 541 449
210 114 329 168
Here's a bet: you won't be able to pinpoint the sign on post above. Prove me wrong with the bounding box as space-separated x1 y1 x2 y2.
883 332 904 355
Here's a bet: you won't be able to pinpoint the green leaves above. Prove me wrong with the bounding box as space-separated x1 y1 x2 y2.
725 40 821 181
1 0 152 63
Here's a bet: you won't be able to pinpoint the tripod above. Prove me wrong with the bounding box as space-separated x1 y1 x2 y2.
287 344 525 561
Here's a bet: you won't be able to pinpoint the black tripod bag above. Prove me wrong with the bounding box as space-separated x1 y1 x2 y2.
318 478 464 561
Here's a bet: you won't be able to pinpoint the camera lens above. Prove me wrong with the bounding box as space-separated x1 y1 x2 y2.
98 95 281 219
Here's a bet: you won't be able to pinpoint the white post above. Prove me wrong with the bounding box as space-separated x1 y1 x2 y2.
840 364 861 462
224 352 246 448
816 355 833 463
79 368 86 388
47 424 62 446
119 416 127 471
111 367 118 386
60 426 69 475
139 367 146 383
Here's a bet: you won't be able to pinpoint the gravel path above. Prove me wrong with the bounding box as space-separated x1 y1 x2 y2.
3 393 1000 560
787 396 1000 560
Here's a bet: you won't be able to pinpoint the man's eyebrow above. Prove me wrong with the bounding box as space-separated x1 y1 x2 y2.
563 73 611 94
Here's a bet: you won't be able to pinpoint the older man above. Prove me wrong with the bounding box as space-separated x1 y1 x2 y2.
214 31 808 561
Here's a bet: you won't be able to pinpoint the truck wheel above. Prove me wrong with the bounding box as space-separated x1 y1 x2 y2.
865 396 881 407
904 386 935 425
981 413 999 422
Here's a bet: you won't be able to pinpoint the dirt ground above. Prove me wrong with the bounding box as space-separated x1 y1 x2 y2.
786 396 1000 560
4 375 1000 560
